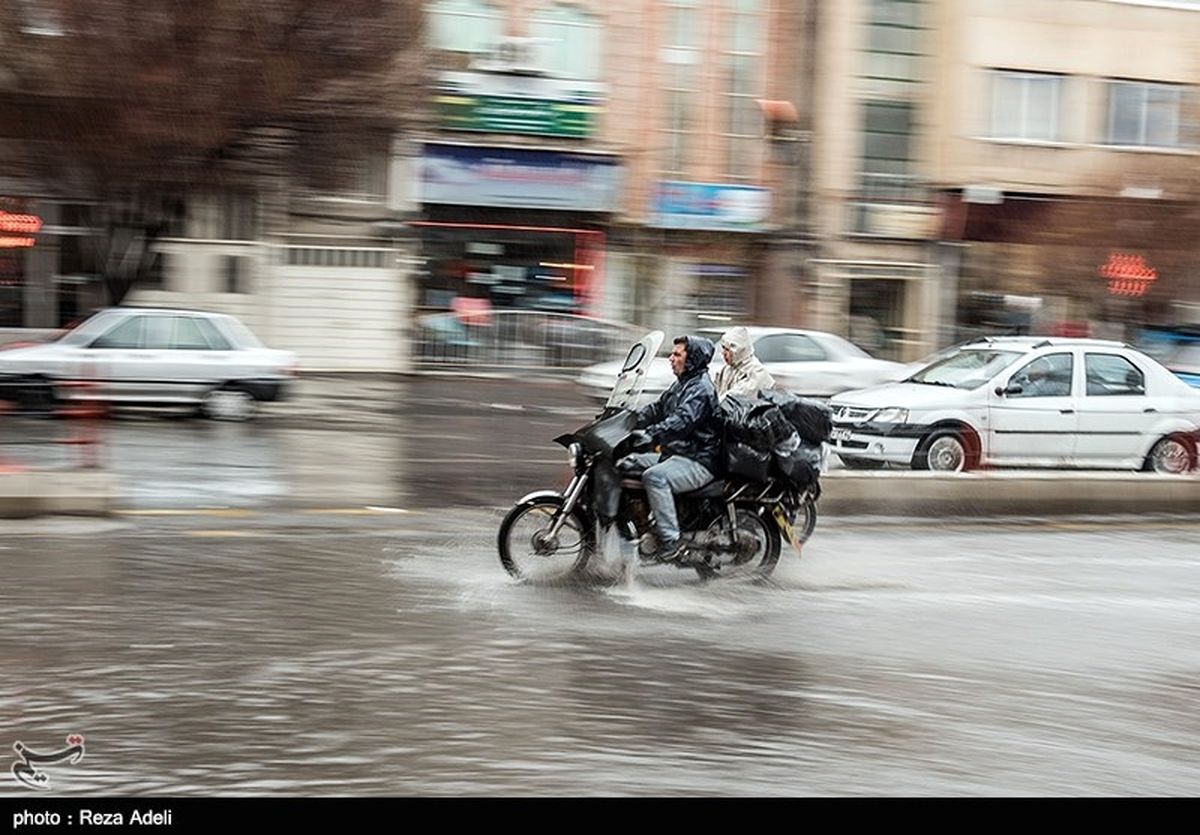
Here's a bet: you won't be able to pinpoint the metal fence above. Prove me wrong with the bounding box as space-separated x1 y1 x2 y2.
412 310 647 372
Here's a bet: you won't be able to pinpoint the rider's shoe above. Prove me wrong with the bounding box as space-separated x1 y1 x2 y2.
647 537 684 562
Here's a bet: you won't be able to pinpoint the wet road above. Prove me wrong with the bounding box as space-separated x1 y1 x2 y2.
0 376 597 510
2 510 1198 796
3 377 1199 796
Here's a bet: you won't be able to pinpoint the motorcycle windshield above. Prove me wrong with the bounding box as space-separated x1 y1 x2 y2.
605 330 665 411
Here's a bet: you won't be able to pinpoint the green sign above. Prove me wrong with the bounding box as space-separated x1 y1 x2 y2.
436 95 597 138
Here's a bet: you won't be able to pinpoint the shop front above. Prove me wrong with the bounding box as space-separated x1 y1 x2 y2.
414 143 619 318
940 191 1198 344
647 181 772 333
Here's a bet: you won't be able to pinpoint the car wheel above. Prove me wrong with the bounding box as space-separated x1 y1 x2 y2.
915 430 969 472
202 387 257 422
1146 435 1195 474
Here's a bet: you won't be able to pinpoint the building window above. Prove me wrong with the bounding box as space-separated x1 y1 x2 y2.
530 4 603 80
660 0 704 176
223 256 247 294
723 0 765 180
1106 80 1185 147
863 0 923 83
990 71 1062 142
298 133 390 202
429 0 503 55
860 101 916 200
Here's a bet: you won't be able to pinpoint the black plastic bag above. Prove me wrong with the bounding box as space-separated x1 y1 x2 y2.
745 405 794 450
725 441 772 482
773 447 820 491
758 389 832 445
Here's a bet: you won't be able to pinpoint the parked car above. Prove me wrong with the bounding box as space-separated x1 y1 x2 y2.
577 326 905 403
0 307 296 420
828 336 1200 473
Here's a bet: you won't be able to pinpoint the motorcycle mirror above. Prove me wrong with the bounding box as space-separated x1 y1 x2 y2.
622 343 646 372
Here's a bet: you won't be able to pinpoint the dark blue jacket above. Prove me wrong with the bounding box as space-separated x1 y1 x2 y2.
634 335 721 474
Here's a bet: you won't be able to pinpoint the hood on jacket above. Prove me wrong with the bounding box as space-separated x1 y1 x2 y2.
677 335 715 379
719 327 755 367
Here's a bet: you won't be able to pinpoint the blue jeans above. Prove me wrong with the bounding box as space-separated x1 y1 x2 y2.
621 453 714 544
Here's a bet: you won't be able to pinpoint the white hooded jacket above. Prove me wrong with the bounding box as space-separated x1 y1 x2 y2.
714 327 776 400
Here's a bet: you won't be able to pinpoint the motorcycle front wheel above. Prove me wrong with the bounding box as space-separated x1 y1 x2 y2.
498 495 592 581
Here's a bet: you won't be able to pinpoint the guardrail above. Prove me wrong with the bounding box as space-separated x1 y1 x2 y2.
412 310 646 371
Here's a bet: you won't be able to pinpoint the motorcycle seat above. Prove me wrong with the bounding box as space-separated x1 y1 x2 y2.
618 478 726 499
682 479 725 499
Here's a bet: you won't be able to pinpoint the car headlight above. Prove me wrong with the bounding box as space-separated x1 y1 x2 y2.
872 407 909 424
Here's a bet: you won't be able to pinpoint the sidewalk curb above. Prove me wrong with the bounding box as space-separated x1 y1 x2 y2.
1 469 1197 519
0 470 116 518
817 470 1200 516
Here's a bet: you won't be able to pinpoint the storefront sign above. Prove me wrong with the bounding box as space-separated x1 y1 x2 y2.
420 144 622 212
651 182 771 232
436 72 602 138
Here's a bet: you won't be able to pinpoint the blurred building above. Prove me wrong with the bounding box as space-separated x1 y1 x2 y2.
925 0 1200 343
0 6 418 372
417 0 812 344
8 1 1200 371
808 0 941 361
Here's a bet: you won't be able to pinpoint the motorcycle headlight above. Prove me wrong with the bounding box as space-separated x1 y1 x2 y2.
872 407 909 424
567 442 582 470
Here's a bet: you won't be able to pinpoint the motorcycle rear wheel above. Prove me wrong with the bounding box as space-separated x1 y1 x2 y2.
794 495 818 545
498 496 592 581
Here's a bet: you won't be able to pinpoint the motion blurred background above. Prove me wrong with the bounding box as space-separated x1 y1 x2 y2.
2 0 1200 375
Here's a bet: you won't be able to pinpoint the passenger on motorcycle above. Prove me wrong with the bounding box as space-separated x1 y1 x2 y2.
714 326 776 400
621 335 722 562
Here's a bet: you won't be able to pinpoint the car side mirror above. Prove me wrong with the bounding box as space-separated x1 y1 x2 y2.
996 383 1022 396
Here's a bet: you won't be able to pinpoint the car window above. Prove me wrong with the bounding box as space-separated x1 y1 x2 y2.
1085 354 1145 396
89 316 146 349
754 334 827 363
1008 353 1073 398
143 316 171 349
909 349 1023 389
194 318 232 350
172 317 214 350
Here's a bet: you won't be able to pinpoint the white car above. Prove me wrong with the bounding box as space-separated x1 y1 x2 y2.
829 336 1200 473
0 307 296 420
577 326 905 403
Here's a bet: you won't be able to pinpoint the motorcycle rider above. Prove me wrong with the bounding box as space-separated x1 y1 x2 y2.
714 326 775 400
621 335 722 561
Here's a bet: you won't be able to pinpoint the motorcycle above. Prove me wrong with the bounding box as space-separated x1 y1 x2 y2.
497 331 819 582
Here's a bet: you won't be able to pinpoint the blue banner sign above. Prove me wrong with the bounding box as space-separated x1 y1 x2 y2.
651 181 771 231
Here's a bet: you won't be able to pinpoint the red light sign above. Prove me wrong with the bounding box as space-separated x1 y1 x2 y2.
0 211 41 248
1099 252 1157 297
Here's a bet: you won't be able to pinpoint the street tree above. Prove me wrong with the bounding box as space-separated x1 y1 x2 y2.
0 0 425 305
